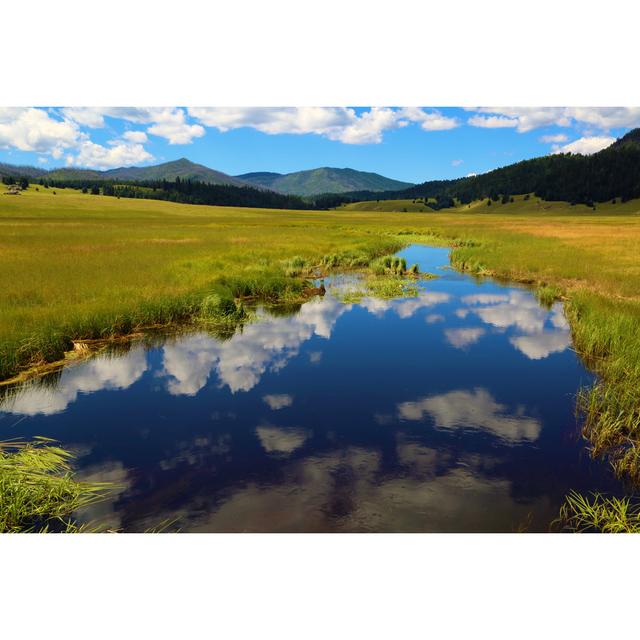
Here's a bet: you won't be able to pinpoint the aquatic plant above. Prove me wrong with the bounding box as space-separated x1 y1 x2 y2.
554 490 640 533
0 438 114 533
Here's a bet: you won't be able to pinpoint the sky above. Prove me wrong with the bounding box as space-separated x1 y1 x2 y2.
0 107 638 183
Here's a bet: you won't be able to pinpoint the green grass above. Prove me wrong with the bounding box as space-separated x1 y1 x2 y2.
554 490 640 533
339 198 435 212
2 185 640 485
0 437 113 532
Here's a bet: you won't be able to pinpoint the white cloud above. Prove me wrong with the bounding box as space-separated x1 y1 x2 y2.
188 107 457 145
565 107 640 130
146 109 205 145
70 138 153 169
398 107 459 132
451 159 463 166
539 133 568 144
62 107 205 145
0 107 78 155
468 107 640 133
122 130 148 143
468 114 519 129
61 107 109 128
551 135 615 155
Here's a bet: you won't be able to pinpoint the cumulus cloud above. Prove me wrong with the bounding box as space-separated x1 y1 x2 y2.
398 107 459 131
62 107 205 145
468 114 519 129
188 107 458 145
61 107 110 128
146 109 205 145
551 135 615 155
467 107 640 133
69 138 153 169
0 107 78 155
122 130 148 143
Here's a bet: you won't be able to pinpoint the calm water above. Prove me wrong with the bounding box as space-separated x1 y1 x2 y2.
0 245 622 532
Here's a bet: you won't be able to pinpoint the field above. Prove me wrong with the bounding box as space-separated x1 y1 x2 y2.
338 198 435 212
1 184 640 483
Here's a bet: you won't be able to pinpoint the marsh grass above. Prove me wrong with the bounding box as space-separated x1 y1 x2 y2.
0 437 114 533
336 274 421 302
553 490 640 533
535 284 563 308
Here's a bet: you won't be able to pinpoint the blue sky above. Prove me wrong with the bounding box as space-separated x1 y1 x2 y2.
0 107 637 183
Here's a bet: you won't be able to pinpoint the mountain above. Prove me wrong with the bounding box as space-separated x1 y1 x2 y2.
610 128 640 149
46 158 248 187
0 162 48 179
235 172 283 190
236 167 414 196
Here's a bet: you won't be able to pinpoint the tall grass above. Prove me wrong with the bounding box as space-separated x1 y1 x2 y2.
567 293 640 480
554 490 640 533
0 438 114 533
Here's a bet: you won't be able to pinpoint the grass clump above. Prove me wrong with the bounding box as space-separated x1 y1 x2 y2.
553 490 640 533
199 291 248 323
535 284 563 308
0 438 114 533
370 255 411 276
365 275 419 299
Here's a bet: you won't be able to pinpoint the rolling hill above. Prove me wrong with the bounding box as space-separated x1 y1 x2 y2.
0 162 48 180
45 158 248 187
236 167 414 196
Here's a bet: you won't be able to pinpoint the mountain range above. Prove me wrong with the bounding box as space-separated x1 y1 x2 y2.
235 167 414 196
0 159 413 197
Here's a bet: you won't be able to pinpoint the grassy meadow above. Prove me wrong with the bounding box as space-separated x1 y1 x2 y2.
1 184 640 486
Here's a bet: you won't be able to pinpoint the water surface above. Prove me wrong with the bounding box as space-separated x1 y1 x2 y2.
0 245 621 532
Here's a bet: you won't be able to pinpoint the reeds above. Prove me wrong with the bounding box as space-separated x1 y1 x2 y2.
553 490 640 533
0 437 114 533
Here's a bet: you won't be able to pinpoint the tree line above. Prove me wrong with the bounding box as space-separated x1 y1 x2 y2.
35 176 321 209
